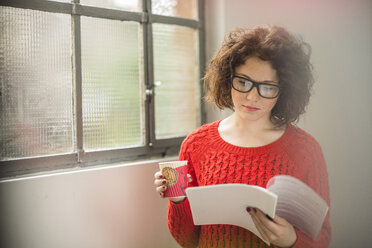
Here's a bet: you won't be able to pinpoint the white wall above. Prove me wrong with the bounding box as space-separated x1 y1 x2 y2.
205 0 372 247
0 160 180 248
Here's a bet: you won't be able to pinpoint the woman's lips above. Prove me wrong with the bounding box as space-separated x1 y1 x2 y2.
244 105 260 111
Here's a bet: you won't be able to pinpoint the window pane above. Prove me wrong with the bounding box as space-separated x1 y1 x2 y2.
152 0 198 19
47 0 70 2
81 17 143 150
80 0 140 12
153 24 200 139
0 7 73 160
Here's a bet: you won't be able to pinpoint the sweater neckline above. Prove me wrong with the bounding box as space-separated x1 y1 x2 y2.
209 120 294 155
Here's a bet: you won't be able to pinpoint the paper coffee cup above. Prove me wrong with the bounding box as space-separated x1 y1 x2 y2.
159 161 188 198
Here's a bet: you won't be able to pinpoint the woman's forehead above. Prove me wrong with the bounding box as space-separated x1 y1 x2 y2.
234 57 279 83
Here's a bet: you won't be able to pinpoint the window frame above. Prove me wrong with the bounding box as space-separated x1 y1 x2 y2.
0 0 206 179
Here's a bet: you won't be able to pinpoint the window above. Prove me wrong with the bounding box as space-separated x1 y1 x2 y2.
0 0 205 178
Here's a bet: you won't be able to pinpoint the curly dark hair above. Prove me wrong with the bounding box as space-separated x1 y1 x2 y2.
203 25 314 126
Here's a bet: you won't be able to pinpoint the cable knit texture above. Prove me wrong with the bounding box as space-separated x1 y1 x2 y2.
168 120 331 248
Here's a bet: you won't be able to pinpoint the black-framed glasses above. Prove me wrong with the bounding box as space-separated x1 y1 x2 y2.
231 75 282 99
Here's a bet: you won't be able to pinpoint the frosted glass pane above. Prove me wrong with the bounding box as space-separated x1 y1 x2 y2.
0 7 73 160
81 17 143 150
81 0 140 12
152 0 198 19
153 24 200 139
47 0 70 2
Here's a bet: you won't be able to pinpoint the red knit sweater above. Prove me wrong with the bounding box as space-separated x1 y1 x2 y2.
168 120 331 248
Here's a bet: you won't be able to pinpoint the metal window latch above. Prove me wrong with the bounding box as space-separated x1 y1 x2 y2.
145 88 153 103
145 89 153 96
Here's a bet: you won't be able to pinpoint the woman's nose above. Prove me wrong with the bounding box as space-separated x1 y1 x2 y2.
246 86 260 101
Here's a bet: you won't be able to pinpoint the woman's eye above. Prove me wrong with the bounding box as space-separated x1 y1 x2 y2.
240 80 252 88
261 85 275 92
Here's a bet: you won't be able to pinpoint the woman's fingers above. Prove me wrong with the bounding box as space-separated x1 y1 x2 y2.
154 171 163 180
154 175 167 192
254 209 279 240
154 171 167 198
154 171 167 186
248 208 297 247
248 208 278 241
156 184 167 192
248 208 270 241
154 178 167 187
255 209 277 229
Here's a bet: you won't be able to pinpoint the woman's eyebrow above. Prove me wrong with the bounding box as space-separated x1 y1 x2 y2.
235 73 278 84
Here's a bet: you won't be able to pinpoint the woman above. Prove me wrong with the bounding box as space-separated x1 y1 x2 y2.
154 25 331 248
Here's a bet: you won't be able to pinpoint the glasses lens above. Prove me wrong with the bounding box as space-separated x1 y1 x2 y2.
232 77 253 92
258 84 280 98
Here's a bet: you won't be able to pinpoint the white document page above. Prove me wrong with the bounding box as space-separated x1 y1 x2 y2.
267 175 329 240
186 184 278 246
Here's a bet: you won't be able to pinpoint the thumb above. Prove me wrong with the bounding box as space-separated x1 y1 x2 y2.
187 174 193 182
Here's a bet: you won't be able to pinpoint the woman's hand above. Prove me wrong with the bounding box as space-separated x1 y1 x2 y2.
153 171 186 203
247 207 297 248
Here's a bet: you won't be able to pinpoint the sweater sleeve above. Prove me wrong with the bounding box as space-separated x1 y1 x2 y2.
167 136 200 248
290 136 332 248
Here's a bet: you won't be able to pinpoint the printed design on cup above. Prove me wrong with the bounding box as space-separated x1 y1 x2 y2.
162 167 178 187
